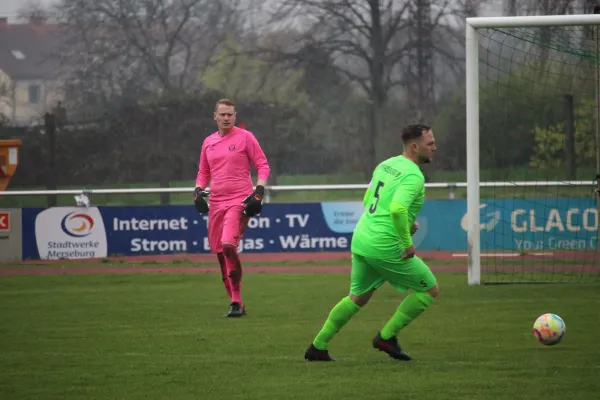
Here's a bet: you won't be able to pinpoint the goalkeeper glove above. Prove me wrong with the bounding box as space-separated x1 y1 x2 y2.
242 185 265 217
193 187 209 214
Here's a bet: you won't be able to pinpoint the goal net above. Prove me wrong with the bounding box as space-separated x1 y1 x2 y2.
466 16 600 285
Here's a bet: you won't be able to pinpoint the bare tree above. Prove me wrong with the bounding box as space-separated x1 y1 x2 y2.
53 0 244 115
503 0 579 15
462 0 482 16
254 0 476 173
17 0 52 22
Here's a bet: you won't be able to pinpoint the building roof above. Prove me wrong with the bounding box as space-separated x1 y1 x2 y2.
0 17 63 80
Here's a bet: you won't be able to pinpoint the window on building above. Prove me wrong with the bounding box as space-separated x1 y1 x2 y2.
28 84 41 104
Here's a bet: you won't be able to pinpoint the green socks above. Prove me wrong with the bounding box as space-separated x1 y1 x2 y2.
380 292 435 340
312 292 434 350
313 296 361 350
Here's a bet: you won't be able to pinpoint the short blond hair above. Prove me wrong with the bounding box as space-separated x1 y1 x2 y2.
215 98 235 112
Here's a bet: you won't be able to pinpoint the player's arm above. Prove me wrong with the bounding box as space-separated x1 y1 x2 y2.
195 141 211 190
363 180 373 207
193 141 211 214
389 174 424 249
246 132 271 189
243 133 271 216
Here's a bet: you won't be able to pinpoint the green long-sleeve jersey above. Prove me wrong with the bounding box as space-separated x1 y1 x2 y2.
351 155 425 259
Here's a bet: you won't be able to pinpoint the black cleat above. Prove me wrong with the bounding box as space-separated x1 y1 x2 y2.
304 343 335 361
372 332 412 361
224 302 245 318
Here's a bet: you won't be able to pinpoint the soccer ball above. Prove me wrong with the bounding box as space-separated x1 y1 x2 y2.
532 313 566 346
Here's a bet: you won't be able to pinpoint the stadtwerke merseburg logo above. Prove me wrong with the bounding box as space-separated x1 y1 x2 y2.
34 207 108 260
60 211 95 237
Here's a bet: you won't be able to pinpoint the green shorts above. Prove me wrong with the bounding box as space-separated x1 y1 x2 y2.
350 253 437 296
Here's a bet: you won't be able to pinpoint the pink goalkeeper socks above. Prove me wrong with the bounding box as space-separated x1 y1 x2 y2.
223 248 243 306
217 253 232 300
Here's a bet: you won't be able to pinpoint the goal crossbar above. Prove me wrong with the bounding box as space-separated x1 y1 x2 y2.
465 14 600 285
467 15 600 29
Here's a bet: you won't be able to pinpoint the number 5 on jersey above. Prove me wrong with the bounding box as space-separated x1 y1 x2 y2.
369 181 385 214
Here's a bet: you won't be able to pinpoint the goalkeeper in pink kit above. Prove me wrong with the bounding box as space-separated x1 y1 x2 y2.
194 99 271 318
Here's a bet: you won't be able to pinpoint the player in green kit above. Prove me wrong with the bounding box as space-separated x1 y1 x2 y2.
304 124 439 362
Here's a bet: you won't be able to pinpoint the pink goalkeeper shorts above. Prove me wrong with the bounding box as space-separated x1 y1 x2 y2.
207 204 249 254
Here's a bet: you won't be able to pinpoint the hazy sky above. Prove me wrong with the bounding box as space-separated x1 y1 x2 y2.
0 0 57 20
0 0 508 22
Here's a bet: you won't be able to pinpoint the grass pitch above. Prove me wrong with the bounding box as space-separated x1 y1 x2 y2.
0 271 598 399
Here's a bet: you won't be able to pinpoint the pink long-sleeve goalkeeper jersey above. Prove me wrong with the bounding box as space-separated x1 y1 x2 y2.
195 126 271 206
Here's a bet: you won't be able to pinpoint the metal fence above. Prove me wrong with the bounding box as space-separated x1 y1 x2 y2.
0 181 596 205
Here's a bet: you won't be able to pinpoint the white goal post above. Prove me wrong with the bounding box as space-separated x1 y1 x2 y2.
465 14 600 285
